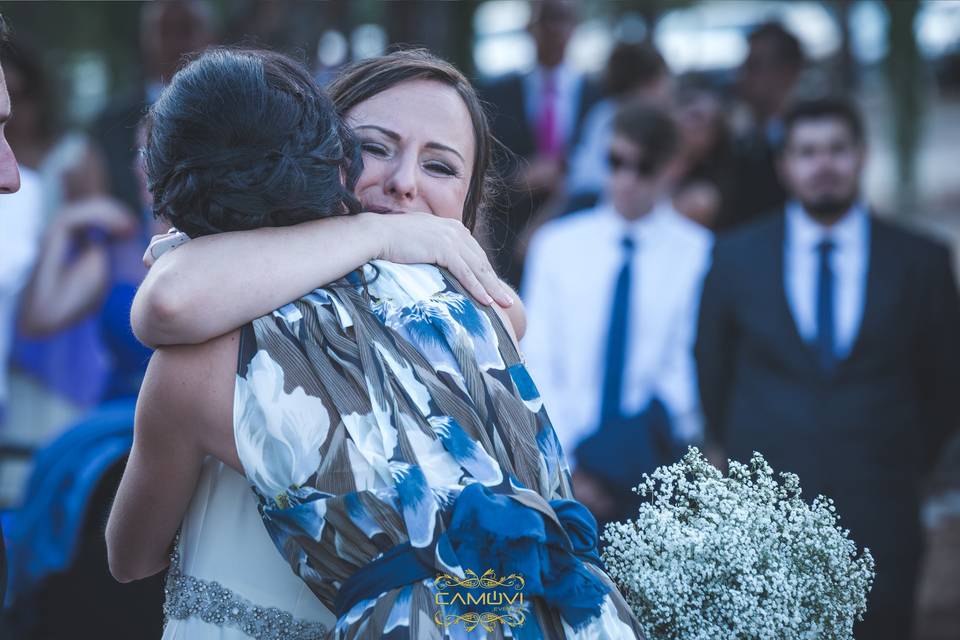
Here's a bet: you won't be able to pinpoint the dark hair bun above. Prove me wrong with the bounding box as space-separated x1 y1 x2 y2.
145 48 361 237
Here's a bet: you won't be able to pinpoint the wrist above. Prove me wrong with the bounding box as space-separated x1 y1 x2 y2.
349 212 386 262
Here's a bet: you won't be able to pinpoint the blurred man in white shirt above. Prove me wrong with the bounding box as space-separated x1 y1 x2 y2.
521 101 713 526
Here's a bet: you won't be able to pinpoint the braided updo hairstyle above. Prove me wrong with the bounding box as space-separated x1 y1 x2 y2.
144 48 361 237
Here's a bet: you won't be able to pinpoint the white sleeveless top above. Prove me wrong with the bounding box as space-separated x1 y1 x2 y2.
161 458 336 640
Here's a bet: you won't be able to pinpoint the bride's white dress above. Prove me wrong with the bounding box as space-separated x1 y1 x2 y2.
161 457 336 639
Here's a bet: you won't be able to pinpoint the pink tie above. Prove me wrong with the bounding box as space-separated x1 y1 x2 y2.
537 72 560 158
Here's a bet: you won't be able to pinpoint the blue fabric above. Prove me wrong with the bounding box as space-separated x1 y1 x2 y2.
599 236 635 421
333 540 429 618
574 397 678 494
816 239 836 373
335 482 609 629
99 282 153 401
4 398 136 605
11 318 109 407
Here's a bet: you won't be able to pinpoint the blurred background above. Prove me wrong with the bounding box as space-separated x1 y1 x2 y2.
0 1 958 638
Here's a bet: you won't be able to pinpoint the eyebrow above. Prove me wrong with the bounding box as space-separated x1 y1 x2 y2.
354 124 465 163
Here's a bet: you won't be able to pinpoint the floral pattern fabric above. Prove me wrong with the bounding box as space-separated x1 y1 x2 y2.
234 261 644 639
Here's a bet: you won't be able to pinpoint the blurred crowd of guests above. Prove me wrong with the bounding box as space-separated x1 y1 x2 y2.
0 2 957 640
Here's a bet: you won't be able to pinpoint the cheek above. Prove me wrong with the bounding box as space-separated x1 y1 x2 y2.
423 180 469 221
837 154 861 177
608 173 636 199
787 159 815 183
355 160 385 194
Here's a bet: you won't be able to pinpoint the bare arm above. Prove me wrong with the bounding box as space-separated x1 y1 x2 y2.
133 212 517 347
105 331 240 583
19 197 136 336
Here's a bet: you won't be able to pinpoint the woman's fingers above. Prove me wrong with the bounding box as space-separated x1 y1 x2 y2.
448 255 494 305
375 212 513 306
467 251 513 307
452 227 514 307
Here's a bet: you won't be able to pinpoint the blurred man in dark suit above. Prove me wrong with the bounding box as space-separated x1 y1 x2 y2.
695 96 960 640
91 0 214 211
715 22 804 232
480 0 600 287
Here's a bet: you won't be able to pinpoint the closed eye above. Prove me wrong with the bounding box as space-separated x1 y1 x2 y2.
424 160 458 177
361 142 389 157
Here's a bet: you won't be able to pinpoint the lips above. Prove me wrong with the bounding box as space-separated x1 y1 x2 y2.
364 203 405 214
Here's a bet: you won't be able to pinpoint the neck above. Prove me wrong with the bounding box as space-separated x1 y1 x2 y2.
802 202 857 228
617 203 656 222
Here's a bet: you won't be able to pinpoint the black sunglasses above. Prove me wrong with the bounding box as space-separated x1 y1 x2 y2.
607 151 657 178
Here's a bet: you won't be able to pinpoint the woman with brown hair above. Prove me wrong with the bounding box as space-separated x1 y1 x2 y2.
108 47 645 639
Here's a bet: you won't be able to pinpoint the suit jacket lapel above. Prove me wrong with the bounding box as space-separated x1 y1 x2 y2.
838 214 894 373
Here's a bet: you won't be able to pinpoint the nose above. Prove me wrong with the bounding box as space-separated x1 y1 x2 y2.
383 151 418 202
0 136 20 194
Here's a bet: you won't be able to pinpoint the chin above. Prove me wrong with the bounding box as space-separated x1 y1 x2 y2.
802 194 856 219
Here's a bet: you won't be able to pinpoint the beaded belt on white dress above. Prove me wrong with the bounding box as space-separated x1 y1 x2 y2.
162 538 329 640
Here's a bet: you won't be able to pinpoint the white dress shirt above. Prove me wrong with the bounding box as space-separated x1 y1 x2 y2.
520 201 714 468
784 201 870 361
0 166 44 407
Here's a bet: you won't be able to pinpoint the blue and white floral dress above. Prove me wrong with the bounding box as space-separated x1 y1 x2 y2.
233 261 644 639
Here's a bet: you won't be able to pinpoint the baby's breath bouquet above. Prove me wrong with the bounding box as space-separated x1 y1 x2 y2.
602 448 875 640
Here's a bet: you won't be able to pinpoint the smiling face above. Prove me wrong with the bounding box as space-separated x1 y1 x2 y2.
346 79 475 221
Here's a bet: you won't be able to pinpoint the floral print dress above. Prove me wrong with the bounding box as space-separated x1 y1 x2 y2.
233 261 644 639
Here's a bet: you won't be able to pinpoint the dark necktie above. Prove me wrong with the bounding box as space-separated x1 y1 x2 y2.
537 71 560 158
599 235 635 421
816 238 836 373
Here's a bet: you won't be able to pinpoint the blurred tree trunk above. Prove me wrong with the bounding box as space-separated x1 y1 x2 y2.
885 0 924 216
835 0 858 90
383 0 478 75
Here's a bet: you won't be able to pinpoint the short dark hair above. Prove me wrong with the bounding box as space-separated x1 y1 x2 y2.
144 48 361 238
603 42 667 98
327 48 494 233
748 22 805 69
611 101 679 171
782 96 865 149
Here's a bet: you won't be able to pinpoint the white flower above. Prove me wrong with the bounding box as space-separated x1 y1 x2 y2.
341 411 396 487
402 415 464 487
234 350 331 502
601 448 876 640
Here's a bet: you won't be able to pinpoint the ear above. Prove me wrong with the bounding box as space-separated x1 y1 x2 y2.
855 141 868 167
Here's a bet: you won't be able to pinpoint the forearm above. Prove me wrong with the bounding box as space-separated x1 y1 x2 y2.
105 446 200 583
132 213 382 347
105 472 177 582
106 355 208 582
18 226 108 335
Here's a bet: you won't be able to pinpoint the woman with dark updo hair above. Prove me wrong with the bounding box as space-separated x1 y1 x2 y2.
108 48 644 639
143 48 361 238
112 48 352 639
